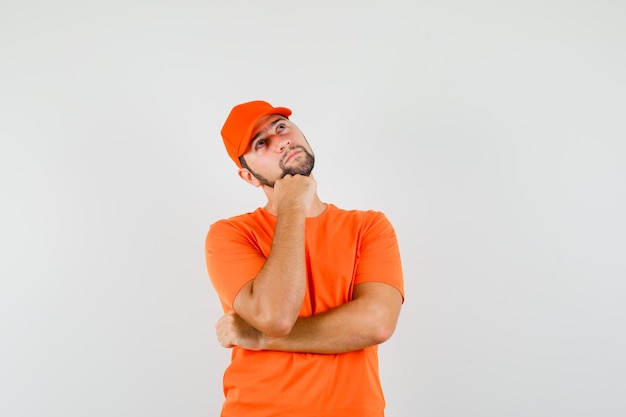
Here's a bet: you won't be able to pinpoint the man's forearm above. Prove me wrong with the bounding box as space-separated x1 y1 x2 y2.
260 282 402 354
234 207 307 337
261 300 376 354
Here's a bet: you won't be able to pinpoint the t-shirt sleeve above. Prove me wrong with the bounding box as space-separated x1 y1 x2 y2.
354 212 405 300
205 219 266 310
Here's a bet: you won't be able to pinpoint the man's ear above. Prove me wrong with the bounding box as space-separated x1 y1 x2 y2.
238 168 262 187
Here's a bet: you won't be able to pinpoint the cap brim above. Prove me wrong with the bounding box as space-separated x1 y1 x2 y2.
236 106 292 162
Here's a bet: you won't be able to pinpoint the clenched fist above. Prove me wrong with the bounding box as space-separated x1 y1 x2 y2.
272 173 317 215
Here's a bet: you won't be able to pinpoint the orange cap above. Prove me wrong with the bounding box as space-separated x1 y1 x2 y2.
220 100 292 167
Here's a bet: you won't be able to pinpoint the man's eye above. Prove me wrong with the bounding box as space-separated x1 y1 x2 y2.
276 123 285 131
255 140 266 149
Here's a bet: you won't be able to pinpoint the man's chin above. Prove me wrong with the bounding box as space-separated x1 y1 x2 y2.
279 149 315 177
282 163 314 177
281 169 312 178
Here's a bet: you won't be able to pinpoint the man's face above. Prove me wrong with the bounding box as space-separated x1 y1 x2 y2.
240 115 315 187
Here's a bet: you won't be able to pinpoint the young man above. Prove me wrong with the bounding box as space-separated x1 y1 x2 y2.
205 100 405 417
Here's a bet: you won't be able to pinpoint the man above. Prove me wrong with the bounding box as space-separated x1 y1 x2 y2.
205 100 404 417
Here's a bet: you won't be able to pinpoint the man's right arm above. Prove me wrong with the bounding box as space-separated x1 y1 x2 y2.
232 205 306 337
230 174 316 338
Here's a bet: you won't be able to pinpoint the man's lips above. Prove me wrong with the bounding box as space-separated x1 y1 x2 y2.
284 149 301 163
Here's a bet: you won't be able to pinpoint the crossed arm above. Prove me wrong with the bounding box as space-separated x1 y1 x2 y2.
216 281 402 354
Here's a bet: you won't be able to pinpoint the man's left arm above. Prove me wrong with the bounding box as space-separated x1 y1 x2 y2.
216 281 402 354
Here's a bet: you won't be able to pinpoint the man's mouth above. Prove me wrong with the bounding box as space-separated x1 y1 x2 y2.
284 149 301 163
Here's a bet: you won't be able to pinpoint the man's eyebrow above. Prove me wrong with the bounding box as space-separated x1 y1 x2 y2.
250 117 287 143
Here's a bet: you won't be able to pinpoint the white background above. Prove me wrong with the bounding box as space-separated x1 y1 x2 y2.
1 1 625 416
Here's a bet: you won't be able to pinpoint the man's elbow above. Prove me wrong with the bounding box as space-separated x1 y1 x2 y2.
370 320 397 345
368 305 400 345
234 288 299 338
255 313 295 338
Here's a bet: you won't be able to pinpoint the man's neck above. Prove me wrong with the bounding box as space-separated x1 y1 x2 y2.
263 195 326 218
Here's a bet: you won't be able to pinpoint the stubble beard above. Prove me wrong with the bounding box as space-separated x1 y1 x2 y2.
279 146 315 179
253 146 315 188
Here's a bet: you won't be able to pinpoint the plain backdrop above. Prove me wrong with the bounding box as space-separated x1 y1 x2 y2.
1 1 625 416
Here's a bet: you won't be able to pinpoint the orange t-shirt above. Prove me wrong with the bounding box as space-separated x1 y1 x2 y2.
205 204 404 417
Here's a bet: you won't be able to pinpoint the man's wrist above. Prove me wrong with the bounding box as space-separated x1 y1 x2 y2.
259 333 282 351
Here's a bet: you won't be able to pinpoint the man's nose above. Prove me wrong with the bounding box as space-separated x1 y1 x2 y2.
275 137 291 152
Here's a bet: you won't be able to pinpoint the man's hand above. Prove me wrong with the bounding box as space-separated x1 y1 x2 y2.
215 311 264 350
272 174 317 214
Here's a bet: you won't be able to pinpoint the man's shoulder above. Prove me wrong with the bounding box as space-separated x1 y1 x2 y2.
209 208 267 230
213 209 258 223
324 204 393 230
326 203 388 221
